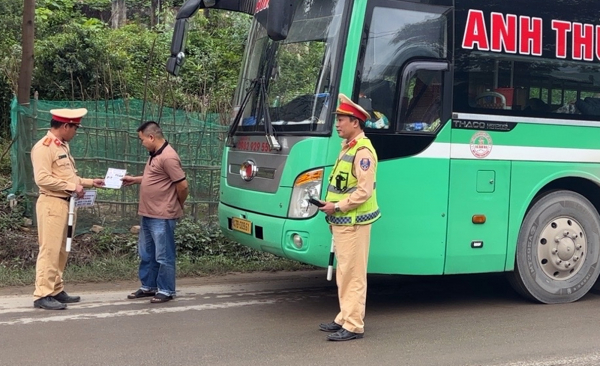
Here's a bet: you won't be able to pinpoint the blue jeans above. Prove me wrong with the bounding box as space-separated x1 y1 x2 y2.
137 217 177 297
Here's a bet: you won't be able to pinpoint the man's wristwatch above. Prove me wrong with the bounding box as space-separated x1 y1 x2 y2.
334 203 341 213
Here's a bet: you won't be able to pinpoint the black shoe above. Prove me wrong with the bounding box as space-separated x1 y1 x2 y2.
33 296 67 310
52 291 81 303
327 329 364 341
127 289 156 299
319 321 342 332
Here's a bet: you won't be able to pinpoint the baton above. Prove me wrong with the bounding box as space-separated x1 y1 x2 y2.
66 196 75 252
327 236 335 281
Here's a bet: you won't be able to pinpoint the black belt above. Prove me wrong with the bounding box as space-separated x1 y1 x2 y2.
42 194 70 201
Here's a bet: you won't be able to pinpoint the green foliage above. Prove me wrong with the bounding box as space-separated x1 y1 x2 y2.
0 137 12 178
33 23 119 100
173 13 251 111
0 193 25 234
0 203 35 272
0 2 253 138
175 218 259 259
0 0 22 48
105 23 172 100
270 41 326 104
0 0 22 136
91 229 138 257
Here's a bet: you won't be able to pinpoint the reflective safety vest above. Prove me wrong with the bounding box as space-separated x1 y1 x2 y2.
325 137 380 225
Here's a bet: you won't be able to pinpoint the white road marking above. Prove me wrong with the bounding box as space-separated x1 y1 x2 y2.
0 273 332 326
0 296 197 315
492 353 600 366
0 299 276 326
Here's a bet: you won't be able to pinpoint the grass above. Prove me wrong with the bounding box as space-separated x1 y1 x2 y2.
0 254 316 288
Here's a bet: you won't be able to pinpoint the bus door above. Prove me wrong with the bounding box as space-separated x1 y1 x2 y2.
355 1 453 275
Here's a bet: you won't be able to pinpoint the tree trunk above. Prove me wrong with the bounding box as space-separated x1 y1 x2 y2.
17 0 35 105
150 0 157 27
111 0 127 29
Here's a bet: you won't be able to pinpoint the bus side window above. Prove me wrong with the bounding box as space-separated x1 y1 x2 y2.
359 80 395 130
401 70 442 132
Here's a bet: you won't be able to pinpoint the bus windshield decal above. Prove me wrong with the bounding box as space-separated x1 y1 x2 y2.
462 9 600 62
255 0 269 13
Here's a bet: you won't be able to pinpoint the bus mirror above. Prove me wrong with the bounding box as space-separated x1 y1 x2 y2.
177 0 203 18
266 0 295 41
166 52 186 76
167 19 189 76
170 19 189 56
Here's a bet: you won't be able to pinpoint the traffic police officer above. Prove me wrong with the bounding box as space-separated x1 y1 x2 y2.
318 94 381 341
30 108 104 310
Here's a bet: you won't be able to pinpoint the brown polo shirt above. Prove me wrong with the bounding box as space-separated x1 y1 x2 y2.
138 141 186 219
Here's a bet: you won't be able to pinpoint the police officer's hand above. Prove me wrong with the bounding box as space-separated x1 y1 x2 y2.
93 179 105 188
319 202 336 215
74 184 85 198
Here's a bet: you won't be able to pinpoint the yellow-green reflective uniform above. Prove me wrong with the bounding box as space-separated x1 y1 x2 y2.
325 134 379 334
325 138 380 225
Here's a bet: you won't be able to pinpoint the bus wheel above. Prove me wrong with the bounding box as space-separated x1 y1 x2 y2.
509 190 600 304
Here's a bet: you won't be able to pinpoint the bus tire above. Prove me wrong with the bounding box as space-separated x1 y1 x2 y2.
509 190 600 304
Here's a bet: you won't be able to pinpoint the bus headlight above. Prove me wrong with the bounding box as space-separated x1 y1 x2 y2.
288 168 324 218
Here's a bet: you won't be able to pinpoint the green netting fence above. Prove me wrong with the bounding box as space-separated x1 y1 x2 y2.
10 97 228 233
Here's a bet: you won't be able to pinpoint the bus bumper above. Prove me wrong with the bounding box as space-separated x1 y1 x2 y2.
218 202 331 267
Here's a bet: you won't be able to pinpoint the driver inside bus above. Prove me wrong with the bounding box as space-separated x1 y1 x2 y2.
359 82 390 129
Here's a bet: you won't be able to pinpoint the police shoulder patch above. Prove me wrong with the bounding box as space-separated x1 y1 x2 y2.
360 158 371 171
42 137 52 146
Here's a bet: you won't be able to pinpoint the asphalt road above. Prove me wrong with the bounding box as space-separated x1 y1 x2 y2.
1 270 600 366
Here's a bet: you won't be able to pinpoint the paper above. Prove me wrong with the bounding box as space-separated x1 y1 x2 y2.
75 190 97 208
104 168 127 189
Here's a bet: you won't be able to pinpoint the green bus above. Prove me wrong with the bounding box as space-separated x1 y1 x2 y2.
168 0 600 304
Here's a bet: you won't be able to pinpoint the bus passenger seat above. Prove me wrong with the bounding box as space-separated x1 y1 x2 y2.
406 79 441 124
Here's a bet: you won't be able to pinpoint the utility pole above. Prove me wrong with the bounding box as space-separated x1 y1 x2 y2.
17 0 35 106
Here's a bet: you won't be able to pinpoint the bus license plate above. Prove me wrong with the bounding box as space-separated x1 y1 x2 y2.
231 217 252 234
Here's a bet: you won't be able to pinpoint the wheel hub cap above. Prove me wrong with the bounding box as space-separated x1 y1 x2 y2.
538 217 585 280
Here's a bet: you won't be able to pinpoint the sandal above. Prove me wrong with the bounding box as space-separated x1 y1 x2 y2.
150 293 173 304
127 289 156 299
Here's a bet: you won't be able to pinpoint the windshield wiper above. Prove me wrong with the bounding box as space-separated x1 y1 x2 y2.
258 78 281 151
225 77 281 151
257 42 281 151
226 79 258 148
227 40 282 151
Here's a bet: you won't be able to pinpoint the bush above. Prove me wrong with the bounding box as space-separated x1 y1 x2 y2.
0 192 26 234
175 218 257 259
0 214 273 269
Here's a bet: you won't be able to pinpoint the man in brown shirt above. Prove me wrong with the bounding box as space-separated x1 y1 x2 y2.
30 108 105 310
122 121 188 303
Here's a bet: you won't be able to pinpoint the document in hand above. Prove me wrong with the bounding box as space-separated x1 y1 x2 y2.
75 190 97 207
104 168 127 189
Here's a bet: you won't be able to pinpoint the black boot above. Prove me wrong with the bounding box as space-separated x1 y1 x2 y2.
52 291 81 303
327 329 364 341
319 321 342 332
33 296 67 310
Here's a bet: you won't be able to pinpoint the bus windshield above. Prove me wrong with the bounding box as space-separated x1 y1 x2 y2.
231 0 345 135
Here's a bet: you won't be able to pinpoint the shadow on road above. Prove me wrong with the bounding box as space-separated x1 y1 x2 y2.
365 273 529 309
